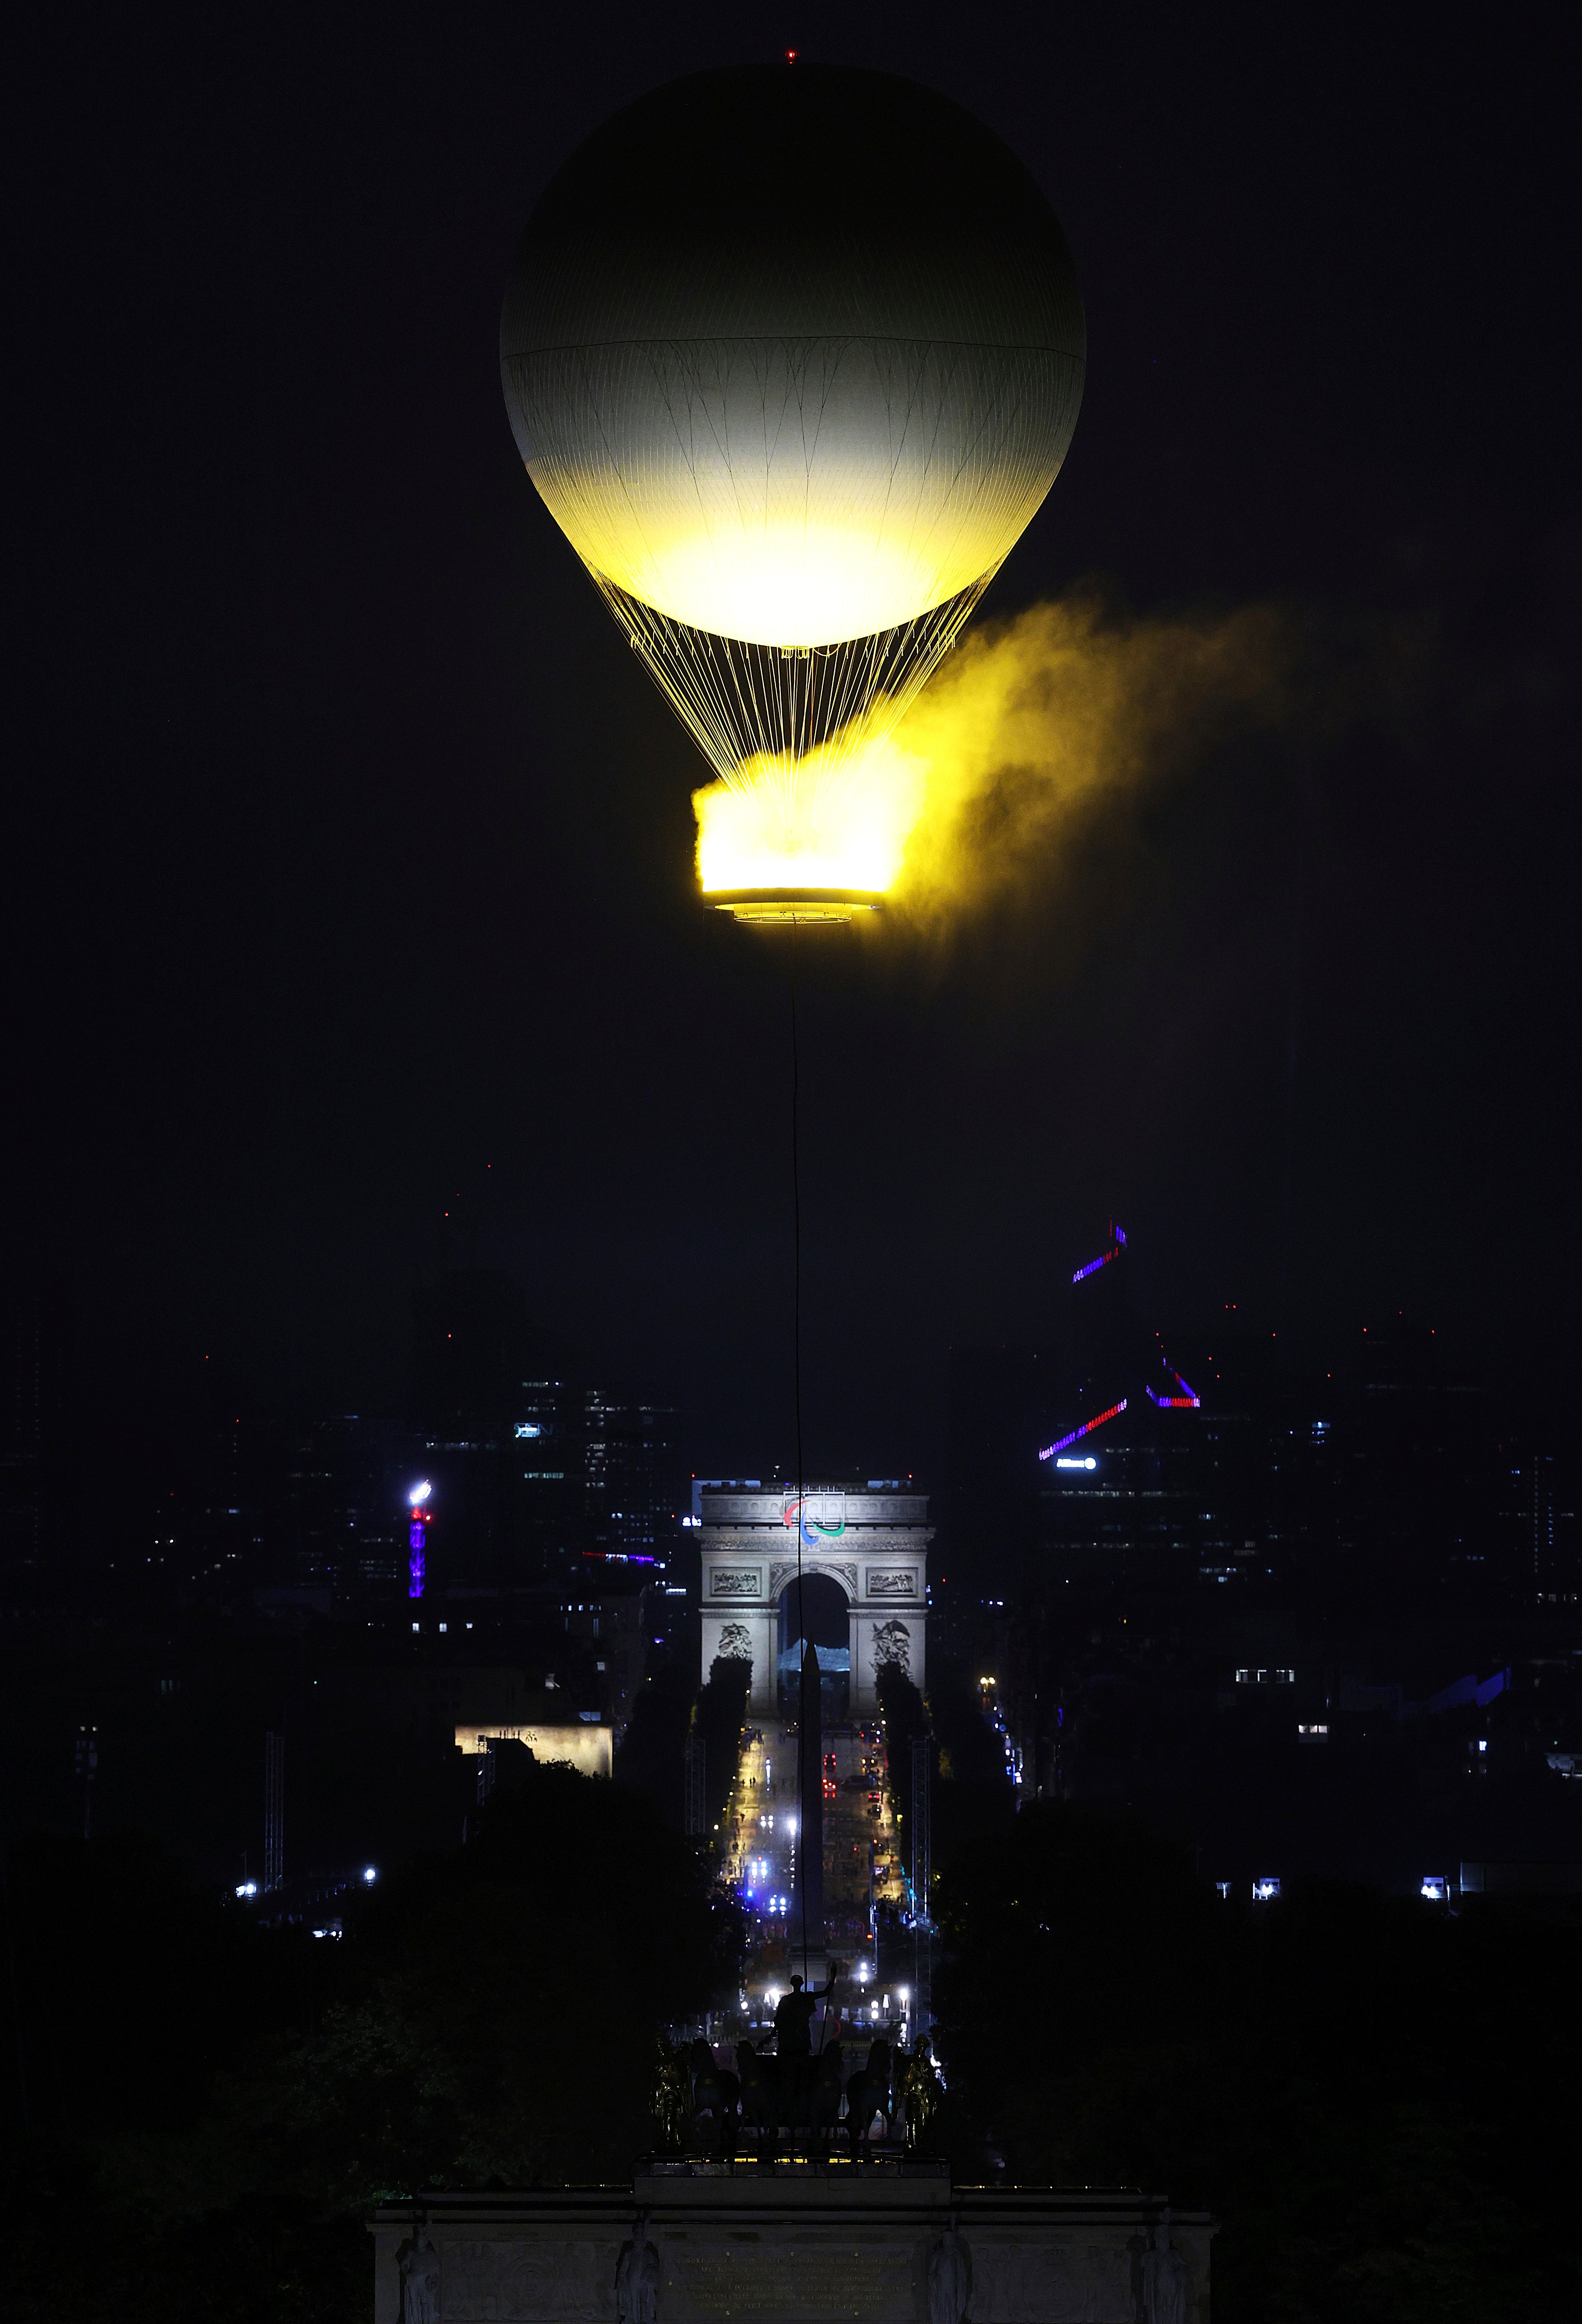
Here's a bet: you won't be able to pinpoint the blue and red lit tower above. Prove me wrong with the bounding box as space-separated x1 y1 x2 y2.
408 1479 433 1599
1037 1222 1200 1466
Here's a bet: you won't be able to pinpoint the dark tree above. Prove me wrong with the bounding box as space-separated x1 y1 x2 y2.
933 1804 1582 2324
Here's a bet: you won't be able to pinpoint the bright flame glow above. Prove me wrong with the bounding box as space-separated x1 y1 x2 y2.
696 735 925 902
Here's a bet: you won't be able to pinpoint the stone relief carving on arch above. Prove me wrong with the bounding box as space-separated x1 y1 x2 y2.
872 1620 913 1676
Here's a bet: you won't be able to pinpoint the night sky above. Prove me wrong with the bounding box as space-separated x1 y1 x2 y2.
10 2 1576 1488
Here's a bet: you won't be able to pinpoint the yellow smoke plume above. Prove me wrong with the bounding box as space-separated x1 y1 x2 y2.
693 588 1299 920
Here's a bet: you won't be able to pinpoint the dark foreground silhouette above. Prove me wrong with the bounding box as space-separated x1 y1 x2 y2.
3 1774 1577 2323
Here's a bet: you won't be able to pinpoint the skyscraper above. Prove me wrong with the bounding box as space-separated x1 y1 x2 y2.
409 1271 679 1588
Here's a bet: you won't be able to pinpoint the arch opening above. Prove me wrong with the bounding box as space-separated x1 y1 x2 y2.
777 1571 850 1722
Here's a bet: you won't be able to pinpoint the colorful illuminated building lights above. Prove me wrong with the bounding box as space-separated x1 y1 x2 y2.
1038 1399 1128 1462
1072 1220 1128 1284
1145 1364 1201 1409
408 1480 432 1599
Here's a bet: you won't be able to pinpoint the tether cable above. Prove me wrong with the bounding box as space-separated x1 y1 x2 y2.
790 918 808 1993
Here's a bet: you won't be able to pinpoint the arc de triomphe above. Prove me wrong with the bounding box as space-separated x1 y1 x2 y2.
697 1483 931 1715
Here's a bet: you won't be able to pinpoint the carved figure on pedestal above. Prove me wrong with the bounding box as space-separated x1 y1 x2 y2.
615 2212 662 2324
927 2223 973 2324
1141 2214 1188 2324
399 2225 442 2324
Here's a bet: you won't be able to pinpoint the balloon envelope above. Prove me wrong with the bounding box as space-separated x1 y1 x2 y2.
501 65 1085 651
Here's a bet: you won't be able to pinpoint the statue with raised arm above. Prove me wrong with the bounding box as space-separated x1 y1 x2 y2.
772 1962 841 2058
1141 2214 1188 2324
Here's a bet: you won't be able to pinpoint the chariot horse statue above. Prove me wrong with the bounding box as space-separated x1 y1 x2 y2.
843 2035 896 2152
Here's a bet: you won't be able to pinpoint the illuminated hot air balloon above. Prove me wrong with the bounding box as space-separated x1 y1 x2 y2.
500 63 1084 920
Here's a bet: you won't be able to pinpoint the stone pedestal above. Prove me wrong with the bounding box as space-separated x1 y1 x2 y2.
372 2163 1212 2324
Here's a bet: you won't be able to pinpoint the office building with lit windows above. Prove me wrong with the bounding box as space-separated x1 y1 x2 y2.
410 1270 680 1590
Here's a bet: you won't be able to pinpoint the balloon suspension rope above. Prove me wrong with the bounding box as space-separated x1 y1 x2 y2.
791 920 808 1994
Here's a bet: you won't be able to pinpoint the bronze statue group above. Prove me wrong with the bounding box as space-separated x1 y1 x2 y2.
655 1963 944 2158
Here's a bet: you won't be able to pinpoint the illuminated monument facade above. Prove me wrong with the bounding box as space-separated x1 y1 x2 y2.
698 1483 931 1713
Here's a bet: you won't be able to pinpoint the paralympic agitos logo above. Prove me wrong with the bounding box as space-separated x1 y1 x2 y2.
783 1494 846 1546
